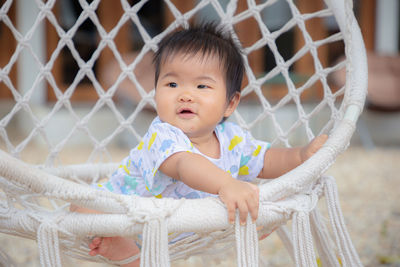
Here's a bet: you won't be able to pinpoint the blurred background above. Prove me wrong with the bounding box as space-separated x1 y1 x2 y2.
0 0 399 266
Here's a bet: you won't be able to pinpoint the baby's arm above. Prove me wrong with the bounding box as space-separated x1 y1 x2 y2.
258 135 328 179
160 152 259 225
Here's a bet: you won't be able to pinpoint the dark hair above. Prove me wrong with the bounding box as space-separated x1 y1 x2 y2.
153 22 244 102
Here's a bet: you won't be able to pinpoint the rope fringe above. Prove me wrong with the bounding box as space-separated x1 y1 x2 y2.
140 218 170 267
324 176 363 267
293 211 317 267
235 215 259 267
37 222 62 267
310 209 341 267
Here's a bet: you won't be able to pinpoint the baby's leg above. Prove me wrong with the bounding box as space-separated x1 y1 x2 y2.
257 226 277 240
70 204 140 266
89 236 140 267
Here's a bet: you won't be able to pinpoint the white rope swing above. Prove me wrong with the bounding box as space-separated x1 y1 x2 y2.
0 0 367 266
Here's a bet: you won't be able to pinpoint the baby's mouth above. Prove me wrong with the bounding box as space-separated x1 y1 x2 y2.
178 107 195 114
180 109 193 114
178 108 196 118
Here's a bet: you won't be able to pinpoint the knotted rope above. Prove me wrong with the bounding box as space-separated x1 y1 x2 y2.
37 217 64 267
116 197 185 267
235 215 259 267
140 217 170 267
324 176 363 267
292 211 317 267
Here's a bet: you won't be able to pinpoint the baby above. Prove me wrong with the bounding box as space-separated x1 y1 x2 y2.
72 22 327 266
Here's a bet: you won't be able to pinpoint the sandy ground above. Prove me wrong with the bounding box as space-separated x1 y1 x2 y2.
0 145 399 266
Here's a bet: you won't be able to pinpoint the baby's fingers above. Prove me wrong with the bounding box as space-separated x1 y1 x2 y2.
311 134 328 151
227 202 236 225
247 183 260 222
247 196 259 223
237 201 249 225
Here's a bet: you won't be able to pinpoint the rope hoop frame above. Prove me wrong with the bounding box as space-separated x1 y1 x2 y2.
0 0 367 266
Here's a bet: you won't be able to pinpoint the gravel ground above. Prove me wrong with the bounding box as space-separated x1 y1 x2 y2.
0 146 399 266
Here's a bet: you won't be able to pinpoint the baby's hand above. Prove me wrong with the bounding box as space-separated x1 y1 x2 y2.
218 179 259 225
300 134 328 162
89 236 139 263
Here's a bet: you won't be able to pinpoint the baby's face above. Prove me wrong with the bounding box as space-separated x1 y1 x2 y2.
155 52 235 139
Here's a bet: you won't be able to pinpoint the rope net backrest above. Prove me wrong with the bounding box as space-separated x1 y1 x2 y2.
0 0 350 167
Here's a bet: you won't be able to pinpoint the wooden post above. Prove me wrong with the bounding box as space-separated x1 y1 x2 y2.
47 1 130 102
164 0 195 28
294 0 327 100
0 1 17 99
294 0 327 75
46 2 60 102
97 0 130 86
359 0 376 51
235 0 263 77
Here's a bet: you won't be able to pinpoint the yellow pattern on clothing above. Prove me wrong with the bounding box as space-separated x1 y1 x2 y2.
228 136 243 151
97 184 103 187
118 159 132 174
145 185 162 198
137 140 144 150
148 132 157 150
118 164 130 175
122 164 130 175
239 165 249 175
252 145 261 156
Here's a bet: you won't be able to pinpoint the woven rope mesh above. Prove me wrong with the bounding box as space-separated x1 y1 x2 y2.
0 0 359 265
0 0 347 166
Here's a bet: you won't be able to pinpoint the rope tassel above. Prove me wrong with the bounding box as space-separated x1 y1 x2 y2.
310 209 341 267
235 215 259 267
140 218 170 267
292 211 317 267
324 176 363 267
37 222 62 267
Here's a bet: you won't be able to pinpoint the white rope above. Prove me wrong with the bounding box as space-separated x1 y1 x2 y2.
288 179 323 267
235 215 259 267
0 0 354 161
324 176 363 267
310 209 341 267
110 254 140 266
37 221 63 267
121 198 183 267
140 218 170 267
292 211 317 267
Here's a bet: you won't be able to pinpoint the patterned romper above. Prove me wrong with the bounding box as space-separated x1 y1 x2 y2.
94 116 270 244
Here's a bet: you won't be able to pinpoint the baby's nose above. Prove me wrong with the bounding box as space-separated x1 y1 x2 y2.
179 92 193 102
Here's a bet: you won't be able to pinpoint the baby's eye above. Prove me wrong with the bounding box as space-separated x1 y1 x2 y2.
167 82 177 88
197 84 209 89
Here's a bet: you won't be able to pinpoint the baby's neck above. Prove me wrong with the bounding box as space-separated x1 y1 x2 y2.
189 132 220 159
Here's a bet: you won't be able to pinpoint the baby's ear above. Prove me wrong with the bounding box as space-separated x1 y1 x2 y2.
224 93 240 117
